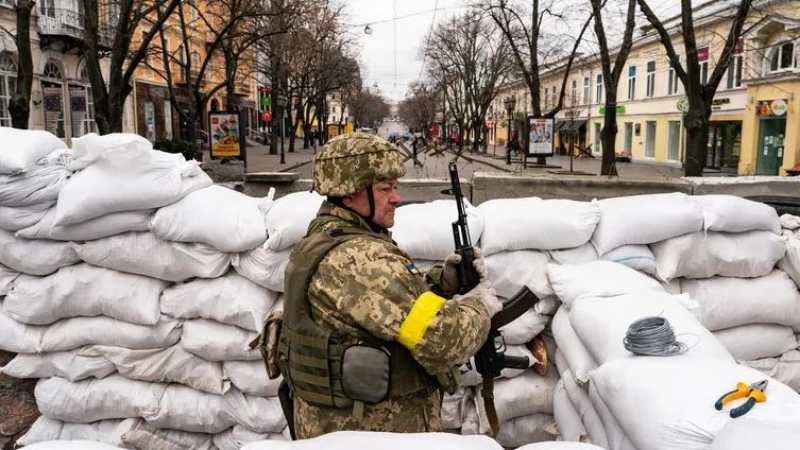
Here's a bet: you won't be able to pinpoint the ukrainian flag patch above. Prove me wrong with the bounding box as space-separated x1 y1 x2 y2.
406 263 421 275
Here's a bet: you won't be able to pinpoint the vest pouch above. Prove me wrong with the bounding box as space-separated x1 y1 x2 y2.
340 344 391 404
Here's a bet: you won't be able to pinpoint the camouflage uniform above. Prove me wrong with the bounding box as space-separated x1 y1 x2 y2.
288 133 492 438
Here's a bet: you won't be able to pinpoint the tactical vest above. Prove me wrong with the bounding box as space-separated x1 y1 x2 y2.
278 226 440 410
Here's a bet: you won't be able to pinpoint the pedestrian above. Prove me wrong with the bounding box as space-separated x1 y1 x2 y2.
275 133 500 439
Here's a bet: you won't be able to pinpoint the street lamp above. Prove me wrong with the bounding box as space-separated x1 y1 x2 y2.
504 95 516 165
276 94 288 164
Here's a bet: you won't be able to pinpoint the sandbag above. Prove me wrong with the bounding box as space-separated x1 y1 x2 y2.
0 202 53 230
553 380 587 443
69 133 152 170
479 198 600 254
142 383 231 433
18 207 153 241
779 230 800 288
742 350 800 392
586 383 638 450
546 261 664 309
181 319 261 361
161 271 277 331
693 194 781 235
516 443 607 450
680 271 800 331
233 245 291 292
710 418 800 450
0 127 67 174
121 420 217 450
0 309 44 353
240 432 505 450
547 243 598 265
713 324 798 361
486 250 553 299
0 350 116 381
551 308 597 386
0 263 18 295
781 214 800 231
441 388 469 430
553 351 608 448
224 389 287 433
652 230 785 281
73 232 231 282
569 292 733 367
494 369 558 422
4 264 167 325
495 413 556 448
38 315 182 352
224 360 282 397
262 191 324 251
80 345 231 395
151 185 271 252
499 308 551 345
591 192 703 256
17 441 129 450
214 425 287 450
17 417 136 448
0 228 80 275
600 245 656 275
391 199 484 260
592 356 800 450
0 165 68 208
35 374 166 422
55 150 211 226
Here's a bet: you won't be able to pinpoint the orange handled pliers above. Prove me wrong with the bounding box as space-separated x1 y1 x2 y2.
715 379 768 418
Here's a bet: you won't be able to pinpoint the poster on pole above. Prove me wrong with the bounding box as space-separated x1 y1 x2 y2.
526 116 554 157
208 111 245 160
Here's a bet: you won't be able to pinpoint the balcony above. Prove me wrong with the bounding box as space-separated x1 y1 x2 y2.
38 8 115 50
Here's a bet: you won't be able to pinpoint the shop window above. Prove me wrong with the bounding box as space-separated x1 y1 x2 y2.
769 41 796 72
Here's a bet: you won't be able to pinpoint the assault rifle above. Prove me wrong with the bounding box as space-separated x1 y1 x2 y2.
443 161 539 436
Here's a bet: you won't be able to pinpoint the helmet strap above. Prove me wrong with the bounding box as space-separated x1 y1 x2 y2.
366 185 376 221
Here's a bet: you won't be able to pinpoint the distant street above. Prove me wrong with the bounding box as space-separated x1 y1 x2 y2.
377 121 409 140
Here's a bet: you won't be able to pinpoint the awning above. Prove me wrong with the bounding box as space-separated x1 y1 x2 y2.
558 120 587 132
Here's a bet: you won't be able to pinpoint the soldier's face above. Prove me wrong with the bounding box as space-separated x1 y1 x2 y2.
344 180 402 228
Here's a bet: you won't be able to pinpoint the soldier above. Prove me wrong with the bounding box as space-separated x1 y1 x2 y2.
277 132 501 439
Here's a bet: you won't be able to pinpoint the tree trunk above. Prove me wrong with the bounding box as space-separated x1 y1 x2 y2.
10 0 34 129
600 101 618 175
683 110 710 176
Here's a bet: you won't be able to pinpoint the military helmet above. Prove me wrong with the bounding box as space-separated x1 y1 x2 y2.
313 132 406 197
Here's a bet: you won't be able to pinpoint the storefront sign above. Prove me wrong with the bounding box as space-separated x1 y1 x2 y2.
526 116 554 157
712 98 730 106
261 110 272 122
209 112 242 158
598 105 626 114
757 99 788 118
676 97 689 113
771 99 787 116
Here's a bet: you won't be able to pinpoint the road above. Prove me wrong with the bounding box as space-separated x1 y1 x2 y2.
377 120 409 140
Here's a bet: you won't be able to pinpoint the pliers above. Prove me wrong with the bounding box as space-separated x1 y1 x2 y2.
715 379 768 418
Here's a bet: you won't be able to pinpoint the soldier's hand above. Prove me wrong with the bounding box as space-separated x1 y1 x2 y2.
442 247 488 296
472 247 488 279
463 280 501 318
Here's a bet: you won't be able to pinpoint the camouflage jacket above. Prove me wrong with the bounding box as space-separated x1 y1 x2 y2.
292 201 491 438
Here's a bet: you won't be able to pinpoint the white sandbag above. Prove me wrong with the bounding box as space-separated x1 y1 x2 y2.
35 374 165 422
17 417 137 447
551 308 597 386
500 308 551 345
391 199 484 260
713 324 798 360
0 309 43 353
142 383 232 433
494 369 559 422
224 360 282 397
516 443 607 450
569 292 732 366
0 228 79 275
0 202 52 230
461 345 538 386
553 380 587 443
263 191 324 251
600 245 656 275
4 264 167 325
553 351 608 448
241 432 505 450
0 350 115 381
233 245 291 292
39 315 182 352
73 232 231 282
151 185 270 252
214 425 287 450
781 214 800 230
121 420 217 450
80 345 230 395
547 243 598 265
0 166 68 207
161 271 277 332
495 413 556 448
442 388 469 430
710 418 800 450
18 207 153 241
779 230 800 288
181 319 261 361
0 263 18 295
486 250 554 299
479 198 600 254
546 261 664 309
652 230 786 281
591 192 704 256
55 150 211 226
69 133 152 170
694 194 781 235
586 383 638 450
224 390 287 433
592 356 800 450
19 441 129 450
680 271 800 331
742 350 800 392
0 127 67 174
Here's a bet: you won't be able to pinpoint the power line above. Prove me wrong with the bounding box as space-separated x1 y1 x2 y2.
348 5 462 29
416 0 440 88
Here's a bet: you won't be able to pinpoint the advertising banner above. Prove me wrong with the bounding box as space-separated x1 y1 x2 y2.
209 112 242 158
526 116 554 156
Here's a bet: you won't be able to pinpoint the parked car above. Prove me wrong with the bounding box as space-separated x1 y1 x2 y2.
356 127 374 134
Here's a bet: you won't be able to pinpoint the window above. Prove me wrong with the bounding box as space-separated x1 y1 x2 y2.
646 61 656 98
593 122 602 154
727 40 744 89
595 74 603 104
583 77 590 105
627 65 636 101
43 60 63 80
544 87 549 107
698 46 709 85
571 79 577 106
769 41 795 72
667 55 680 95
77 65 97 136
0 53 17 127
0 0 14 8
552 86 557 106
667 120 681 161
645 121 656 157
624 123 633 152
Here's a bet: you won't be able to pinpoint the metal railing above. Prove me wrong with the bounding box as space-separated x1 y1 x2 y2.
37 8 116 48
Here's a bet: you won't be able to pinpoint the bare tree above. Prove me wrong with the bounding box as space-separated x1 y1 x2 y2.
3 0 35 129
398 81 438 136
636 0 754 176
350 89 390 129
591 0 637 175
